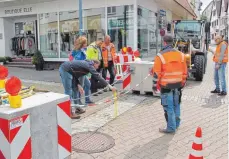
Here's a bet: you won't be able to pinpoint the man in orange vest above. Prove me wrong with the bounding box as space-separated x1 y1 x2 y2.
209 35 228 96
152 34 187 134
101 35 116 91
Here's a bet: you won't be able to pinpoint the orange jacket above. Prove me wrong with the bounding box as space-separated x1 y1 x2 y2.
101 43 116 67
213 41 228 63
152 47 187 89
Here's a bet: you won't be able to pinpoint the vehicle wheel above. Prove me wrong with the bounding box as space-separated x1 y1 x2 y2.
194 55 205 81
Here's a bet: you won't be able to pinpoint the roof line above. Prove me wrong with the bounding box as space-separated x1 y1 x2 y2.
202 0 213 13
174 0 197 18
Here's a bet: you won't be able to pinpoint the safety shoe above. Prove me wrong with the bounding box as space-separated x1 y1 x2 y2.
218 91 227 96
159 128 175 134
75 107 86 114
71 112 81 119
211 89 220 93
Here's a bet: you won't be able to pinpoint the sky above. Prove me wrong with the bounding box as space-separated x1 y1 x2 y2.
201 0 213 12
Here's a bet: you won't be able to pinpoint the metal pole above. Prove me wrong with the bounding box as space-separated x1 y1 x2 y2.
156 12 159 54
124 6 127 46
79 0 83 35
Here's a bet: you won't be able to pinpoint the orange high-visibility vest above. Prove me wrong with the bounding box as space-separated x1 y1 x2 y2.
153 49 187 89
213 41 228 63
101 43 116 68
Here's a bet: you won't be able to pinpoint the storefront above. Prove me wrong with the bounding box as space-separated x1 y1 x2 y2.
0 0 195 61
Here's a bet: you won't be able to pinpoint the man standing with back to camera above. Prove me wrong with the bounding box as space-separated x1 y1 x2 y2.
152 34 187 134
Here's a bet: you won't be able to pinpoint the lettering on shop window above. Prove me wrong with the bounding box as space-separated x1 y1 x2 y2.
5 7 33 15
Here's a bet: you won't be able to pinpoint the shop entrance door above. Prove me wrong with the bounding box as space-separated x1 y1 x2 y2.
6 14 38 57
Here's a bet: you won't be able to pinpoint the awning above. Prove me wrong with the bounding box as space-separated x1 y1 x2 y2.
155 0 197 19
174 0 197 17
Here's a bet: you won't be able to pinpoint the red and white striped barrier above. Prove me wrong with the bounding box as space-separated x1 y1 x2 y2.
0 114 31 159
0 93 71 159
57 100 72 159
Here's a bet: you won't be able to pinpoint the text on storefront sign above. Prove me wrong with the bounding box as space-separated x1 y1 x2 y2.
5 7 33 15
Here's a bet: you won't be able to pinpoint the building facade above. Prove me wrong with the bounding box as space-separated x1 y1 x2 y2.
201 1 213 22
0 0 196 62
209 0 228 43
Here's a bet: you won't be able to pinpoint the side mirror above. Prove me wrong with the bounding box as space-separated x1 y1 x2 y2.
205 22 211 32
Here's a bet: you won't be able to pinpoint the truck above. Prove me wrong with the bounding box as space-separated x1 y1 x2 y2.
173 20 211 81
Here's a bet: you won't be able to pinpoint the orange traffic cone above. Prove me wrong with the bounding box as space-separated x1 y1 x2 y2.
189 127 204 159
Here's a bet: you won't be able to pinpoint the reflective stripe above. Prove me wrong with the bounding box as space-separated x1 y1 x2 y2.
193 137 202 144
161 78 182 82
181 53 184 62
164 72 183 76
190 149 203 158
157 53 166 64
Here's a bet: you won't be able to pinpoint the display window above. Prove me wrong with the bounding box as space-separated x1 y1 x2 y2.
107 5 134 52
59 11 80 58
39 12 59 58
138 6 157 57
83 8 106 45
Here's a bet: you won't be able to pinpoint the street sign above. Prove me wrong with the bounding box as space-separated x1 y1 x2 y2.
159 9 166 17
160 29 165 36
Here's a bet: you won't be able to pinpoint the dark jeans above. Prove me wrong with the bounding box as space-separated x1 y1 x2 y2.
90 65 103 94
102 61 115 85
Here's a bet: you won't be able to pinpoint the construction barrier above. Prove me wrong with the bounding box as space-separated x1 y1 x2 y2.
0 92 71 159
106 54 134 83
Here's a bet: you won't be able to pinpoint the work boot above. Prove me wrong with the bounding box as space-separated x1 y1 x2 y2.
218 91 227 96
159 128 175 134
211 89 220 93
75 107 86 114
71 112 81 119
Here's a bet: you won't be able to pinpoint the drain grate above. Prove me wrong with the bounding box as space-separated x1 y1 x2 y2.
72 132 115 154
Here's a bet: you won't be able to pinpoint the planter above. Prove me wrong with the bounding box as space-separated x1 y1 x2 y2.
35 63 44 71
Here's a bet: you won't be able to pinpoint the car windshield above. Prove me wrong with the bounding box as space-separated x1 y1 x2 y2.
175 21 201 39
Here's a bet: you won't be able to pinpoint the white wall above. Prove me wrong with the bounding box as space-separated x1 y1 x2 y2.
3 18 14 57
0 18 5 57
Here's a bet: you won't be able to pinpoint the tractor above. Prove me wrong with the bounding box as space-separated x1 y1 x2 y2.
173 20 211 81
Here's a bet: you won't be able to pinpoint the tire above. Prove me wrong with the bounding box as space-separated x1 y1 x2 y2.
194 55 205 81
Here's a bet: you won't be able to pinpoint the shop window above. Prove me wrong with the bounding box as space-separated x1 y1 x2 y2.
138 6 157 57
39 12 59 58
59 10 79 58
107 5 134 51
83 8 106 45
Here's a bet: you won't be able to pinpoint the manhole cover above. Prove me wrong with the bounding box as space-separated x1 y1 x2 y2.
72 132 115 154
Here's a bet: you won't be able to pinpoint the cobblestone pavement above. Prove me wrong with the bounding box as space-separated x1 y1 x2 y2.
72 53 228 159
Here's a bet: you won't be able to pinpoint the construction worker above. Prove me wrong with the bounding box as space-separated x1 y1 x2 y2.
86 38 104 95
152 34 187 134
101 35 116 91
59 59 117 119
209 35 228 96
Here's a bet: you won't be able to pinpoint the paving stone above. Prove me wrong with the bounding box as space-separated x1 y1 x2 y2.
74 54 228 159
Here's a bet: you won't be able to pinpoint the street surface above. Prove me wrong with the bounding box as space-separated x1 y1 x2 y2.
7 49 228 159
